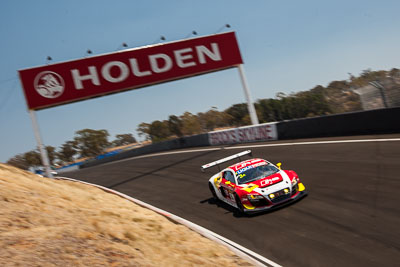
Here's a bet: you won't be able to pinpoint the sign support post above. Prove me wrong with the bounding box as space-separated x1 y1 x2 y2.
237 64 259 125
19 32 259 162
28 110 53 178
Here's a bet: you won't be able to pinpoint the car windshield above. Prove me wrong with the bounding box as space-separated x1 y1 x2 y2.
236 163 280 184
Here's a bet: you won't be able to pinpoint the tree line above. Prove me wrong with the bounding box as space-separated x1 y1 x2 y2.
137 68 399 142
7 130 136 170
7 68 399 170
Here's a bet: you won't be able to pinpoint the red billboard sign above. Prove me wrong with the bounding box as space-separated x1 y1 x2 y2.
18 32 243 110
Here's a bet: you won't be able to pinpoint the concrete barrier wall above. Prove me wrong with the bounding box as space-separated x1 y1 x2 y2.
208 122 278 146
57 165 80 173
277 107 400 140
81 133 209 168
79 107 400 169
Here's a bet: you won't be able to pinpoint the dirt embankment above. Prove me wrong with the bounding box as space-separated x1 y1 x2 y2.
0 164 252 266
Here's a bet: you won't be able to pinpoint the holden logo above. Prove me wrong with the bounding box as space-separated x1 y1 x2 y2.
34 71 65 98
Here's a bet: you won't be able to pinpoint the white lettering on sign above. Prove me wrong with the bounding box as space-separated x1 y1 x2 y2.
196 43 221 64
71 66 100 90
129 58 152 77
209 128 237 145
70 43 223 90
209 123 278 146
102 61 129 83
19 32 244 110
149 53 173 73
174 48 196 68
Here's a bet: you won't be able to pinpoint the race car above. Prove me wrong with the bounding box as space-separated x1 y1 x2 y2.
202 150 307 213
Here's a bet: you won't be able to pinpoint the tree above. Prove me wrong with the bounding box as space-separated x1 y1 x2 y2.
112 134 137 147
225 103 248 126
45 146 56 166
137 121 171 142
23 150 42 167
168 115 183 137
6 154 29 170
198 109 231 131
7 146 57 170
73 129 110 157
349 69 387 88
389 68 400 78
267 99 283 121
257 99 275 122
57 140 77 164
180 112 201 136
149 120 171 142
137 123 151 141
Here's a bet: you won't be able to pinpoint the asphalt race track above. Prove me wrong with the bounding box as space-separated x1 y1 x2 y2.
64 135 400 267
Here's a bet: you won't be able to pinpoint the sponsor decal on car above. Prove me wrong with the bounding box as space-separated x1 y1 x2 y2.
236 165 254 175
260 177 281 187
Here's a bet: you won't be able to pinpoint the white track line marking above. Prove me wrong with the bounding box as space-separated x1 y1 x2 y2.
112 137 400 163
226 138 400 150
56 176 279 267
80 136 400 265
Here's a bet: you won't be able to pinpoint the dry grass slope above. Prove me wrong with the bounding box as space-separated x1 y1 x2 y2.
0 163 253 267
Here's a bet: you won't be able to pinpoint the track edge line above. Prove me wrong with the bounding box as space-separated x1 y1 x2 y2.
54 176 281 267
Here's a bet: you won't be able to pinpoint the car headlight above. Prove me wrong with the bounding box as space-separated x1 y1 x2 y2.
284 188 290 194
247 194 264 200
291 178 298 185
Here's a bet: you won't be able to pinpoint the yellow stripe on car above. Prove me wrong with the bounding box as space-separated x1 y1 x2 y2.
298 183 306 191
242 184 259 193
243 204 255 210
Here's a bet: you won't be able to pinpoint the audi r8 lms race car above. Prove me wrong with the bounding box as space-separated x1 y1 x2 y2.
202 150 307 213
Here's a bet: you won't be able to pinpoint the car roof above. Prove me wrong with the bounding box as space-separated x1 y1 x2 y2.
227 158 267 172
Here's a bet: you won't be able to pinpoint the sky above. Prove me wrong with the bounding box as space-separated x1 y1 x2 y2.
1 0 400 163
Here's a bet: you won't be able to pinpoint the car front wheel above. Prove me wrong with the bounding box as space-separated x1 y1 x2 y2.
209 182 218 200
235 194 245 213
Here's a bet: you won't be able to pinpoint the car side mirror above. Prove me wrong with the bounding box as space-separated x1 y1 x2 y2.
276 162 282 169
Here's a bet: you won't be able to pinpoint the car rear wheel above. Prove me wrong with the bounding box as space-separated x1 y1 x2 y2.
209 182 218 200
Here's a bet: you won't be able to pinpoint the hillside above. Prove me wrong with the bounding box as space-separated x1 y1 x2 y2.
0 164 252 266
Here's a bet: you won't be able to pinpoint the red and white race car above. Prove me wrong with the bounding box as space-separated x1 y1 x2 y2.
202 150 307 213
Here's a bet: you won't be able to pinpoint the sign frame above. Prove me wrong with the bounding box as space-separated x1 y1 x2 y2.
18 32 259 177
19 32 244 111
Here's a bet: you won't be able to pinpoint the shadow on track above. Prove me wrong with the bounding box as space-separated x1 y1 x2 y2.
200 194 308 218
108 149 220 189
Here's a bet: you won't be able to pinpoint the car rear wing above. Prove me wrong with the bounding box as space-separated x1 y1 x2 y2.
201 150 252 172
